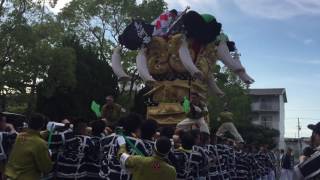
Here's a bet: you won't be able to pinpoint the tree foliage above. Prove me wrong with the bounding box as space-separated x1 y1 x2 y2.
0 0 76 113
37 38 118 120
1 0 167 115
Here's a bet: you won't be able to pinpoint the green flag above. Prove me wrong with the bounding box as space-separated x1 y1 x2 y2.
183 96 190 113
91 100 101 117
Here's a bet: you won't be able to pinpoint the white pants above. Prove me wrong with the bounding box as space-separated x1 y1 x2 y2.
215 122 244 142
176 117 210 134
281 169 293 180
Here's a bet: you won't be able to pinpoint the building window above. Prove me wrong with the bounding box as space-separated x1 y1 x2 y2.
260 98 269 109
261 115 273 128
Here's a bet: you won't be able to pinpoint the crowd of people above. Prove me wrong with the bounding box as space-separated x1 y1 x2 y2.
0 93 320 180
1 111 285 180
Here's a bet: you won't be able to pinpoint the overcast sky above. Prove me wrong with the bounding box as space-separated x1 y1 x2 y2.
52 0 320 138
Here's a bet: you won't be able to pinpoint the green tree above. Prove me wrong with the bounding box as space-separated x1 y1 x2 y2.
1 0 167 114
0 0 76 113
37 37 118 120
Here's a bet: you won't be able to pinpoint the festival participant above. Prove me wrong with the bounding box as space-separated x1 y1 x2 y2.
5 113 52 180
280 148 294 180
226 141 237 179
300 146 314 163
56 119 93 179
161 126 177 148
258 145 276 180
117 136 176 180
176 92 210 134
0 113 17 179
40 120 76 180
294 122 320 180
101 95 126 127
197 131 211 180
266 148 277 180
242 145 258 180
252 145 266 180
43 119 73 158
86 120 106 180
168 131 204 180
141 119 158 156
99 124 119 179
233 142 250 180
100 113 148 180
160 126 175 139
215 106 244 143
280 149 285 161
255 145 273 180
212 135 237 179
205 135 234 180
190 130 209 179
246 145 258 180
279 149 285 177
273 149 282 179
41 119 74 179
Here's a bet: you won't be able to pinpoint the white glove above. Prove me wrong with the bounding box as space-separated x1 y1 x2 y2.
117 136 126 146
47 122 65 131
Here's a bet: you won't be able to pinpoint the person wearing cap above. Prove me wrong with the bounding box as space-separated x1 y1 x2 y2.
215 105 244 143
117 136 176 180
294 122 320 180
101 95 126 127
307 123 320 154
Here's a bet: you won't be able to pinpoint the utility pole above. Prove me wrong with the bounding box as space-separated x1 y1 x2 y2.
298 118 302 154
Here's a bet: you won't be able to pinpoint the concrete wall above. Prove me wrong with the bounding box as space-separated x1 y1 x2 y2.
279 95 286 149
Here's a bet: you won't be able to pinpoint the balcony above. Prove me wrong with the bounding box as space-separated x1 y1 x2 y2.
251 102 279 112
